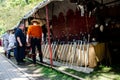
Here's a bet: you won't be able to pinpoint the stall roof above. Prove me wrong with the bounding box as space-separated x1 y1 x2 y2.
23 0 63 19
23 0 120 19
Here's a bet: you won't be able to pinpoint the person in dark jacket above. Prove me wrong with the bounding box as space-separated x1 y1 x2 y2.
15 23 26 65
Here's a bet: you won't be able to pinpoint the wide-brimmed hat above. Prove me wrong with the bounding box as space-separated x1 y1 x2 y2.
31 19 41 24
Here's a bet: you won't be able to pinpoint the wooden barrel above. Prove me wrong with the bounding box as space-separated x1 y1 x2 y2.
88 43 105 68
75 43 106 68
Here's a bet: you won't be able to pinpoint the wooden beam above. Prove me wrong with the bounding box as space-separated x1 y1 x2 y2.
104 0 120 5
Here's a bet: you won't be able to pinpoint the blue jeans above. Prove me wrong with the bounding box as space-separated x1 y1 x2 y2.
14 47 17 59
7 49 13 59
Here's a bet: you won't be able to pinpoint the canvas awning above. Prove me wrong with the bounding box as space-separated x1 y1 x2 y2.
23 0 63 19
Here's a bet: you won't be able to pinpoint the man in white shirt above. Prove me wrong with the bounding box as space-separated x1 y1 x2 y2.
7 30 16 59
2 30 10 56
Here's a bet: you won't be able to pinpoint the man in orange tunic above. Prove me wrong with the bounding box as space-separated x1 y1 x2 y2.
26 19 43 64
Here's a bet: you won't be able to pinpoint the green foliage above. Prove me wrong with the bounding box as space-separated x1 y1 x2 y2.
36 65 76 80
0 0 43 35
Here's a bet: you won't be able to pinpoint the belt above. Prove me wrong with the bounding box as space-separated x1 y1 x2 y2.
31 36 41 39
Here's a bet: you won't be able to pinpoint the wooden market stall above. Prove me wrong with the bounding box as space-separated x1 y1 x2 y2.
22 0 120 69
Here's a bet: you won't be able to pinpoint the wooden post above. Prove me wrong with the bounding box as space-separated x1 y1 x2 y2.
45 5 53 67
